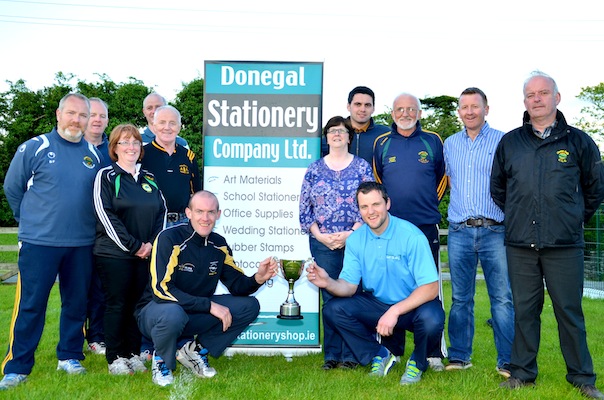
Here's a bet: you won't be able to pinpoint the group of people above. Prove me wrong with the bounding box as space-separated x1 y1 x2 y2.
0 92 274 389
299 73 604 399
1 70 603 398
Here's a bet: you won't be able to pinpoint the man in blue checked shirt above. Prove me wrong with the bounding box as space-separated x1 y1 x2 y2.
443 87 514 378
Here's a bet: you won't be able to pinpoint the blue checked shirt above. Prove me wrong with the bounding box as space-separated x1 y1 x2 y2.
444 122 505 224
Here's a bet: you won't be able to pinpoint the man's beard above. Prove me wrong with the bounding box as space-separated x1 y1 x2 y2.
395 119 416 131
60 127 83 142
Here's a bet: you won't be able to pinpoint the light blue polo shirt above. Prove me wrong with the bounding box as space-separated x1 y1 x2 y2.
340 213 437 304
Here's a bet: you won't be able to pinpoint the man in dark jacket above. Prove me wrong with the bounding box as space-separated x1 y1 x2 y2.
321 86 390 163
491 71 604 399
135 190 277 387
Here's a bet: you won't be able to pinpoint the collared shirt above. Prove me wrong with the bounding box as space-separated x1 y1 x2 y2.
354 121 370 133
531 120 558 139
140 126 189 148
444 122 505 223
141 141 202 214
340 214 437 304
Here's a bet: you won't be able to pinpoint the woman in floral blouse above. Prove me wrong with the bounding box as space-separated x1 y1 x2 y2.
299 115 374 370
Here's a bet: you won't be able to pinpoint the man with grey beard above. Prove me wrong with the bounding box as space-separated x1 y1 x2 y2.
372 92 447 371
1 93 102 390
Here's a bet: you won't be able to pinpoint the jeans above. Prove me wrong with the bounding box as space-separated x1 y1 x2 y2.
447 222 514 368
309 236 355 363
324 293 444 371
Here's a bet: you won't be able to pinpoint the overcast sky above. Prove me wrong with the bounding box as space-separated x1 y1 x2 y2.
1 0 603 135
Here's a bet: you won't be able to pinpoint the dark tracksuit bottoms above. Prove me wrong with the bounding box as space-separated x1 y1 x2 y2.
2 243 93 375
137 294 259 370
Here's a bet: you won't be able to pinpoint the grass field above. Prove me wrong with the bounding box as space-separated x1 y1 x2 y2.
0 280 603 400
0 234 18 246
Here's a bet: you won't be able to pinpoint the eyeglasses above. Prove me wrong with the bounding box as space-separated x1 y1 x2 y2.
394 107 419 115
326 128 347 135
117 141 142 147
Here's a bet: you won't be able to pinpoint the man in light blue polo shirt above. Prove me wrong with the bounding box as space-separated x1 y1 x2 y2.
306 182 444 385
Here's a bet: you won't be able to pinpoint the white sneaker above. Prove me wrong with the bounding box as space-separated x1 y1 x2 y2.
428 357 445 372
87 342 106 355
57 359 86 374
176 340 217 378
152 352 173 387
0 373 28 390
140 349 152 363
108 357 133 375
129 354 147 373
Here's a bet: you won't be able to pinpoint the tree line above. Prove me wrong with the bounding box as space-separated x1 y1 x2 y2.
1 73 602 228
0 72 204 226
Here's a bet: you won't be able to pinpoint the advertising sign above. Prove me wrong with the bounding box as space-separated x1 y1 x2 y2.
203 61 323 357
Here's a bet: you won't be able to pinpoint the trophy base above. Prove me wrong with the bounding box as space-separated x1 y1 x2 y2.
277 314 304 320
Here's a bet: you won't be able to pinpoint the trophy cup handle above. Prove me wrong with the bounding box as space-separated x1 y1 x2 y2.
297 257 314 283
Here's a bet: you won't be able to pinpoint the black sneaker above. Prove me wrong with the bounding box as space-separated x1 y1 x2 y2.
339 361 359 370
322 360 339 370
576 384 604 399
499 377 536 389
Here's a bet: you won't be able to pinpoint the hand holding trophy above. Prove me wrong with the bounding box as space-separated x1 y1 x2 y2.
274 257 312 319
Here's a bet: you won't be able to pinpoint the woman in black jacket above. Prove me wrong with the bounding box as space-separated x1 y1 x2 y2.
93 124 166 375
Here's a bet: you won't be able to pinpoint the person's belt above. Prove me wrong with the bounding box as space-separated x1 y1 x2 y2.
167 212 186 223
463 218 501 227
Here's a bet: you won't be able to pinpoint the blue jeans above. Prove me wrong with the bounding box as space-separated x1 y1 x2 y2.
447 222 514 368
309 236 355 363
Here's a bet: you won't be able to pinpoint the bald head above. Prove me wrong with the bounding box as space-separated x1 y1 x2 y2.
143 93 166 126
185 191 221 237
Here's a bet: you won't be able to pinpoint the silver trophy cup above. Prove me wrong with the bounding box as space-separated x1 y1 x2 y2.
276 258 310 319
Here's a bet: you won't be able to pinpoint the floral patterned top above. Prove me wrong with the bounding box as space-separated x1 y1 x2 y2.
299 156 374 235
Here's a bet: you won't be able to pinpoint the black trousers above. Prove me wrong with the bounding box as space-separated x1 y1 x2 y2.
506 246 595 385
96 256 149 364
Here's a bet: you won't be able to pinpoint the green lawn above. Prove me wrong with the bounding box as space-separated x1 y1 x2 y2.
0 252 18 263
0 281 602 399
0 234 18 246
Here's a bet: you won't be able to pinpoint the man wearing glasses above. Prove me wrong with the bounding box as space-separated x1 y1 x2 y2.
372 92 447 371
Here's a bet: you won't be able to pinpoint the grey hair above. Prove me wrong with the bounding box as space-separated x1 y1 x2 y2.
153 105 182 124
144 92 166 106
89 97 108 111
523 70 559 95
392 92 421 109
58 93 90 111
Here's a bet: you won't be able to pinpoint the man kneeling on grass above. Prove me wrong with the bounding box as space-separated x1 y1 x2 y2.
307 182 445 385
135 190 277 387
